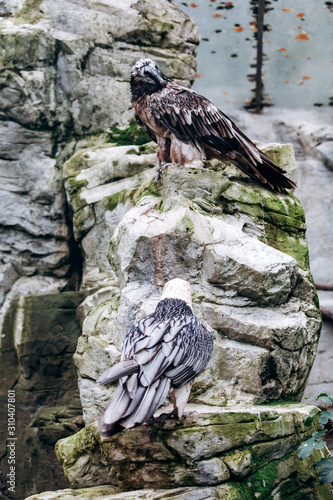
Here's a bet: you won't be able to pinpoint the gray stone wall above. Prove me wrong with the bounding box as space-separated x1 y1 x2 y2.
0 1 199 498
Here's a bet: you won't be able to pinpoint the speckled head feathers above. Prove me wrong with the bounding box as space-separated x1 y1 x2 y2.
160 279 192 308
131 58 158 76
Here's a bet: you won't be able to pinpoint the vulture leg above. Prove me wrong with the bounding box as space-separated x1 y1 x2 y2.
172 381 193 418
154 162 175 184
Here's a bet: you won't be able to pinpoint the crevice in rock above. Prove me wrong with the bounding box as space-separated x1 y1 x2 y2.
60 193 84 291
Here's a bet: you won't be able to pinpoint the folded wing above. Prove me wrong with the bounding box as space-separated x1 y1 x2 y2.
149 86 296 192
97 312 213 438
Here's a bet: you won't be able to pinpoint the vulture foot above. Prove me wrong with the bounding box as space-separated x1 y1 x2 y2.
154 162 175 184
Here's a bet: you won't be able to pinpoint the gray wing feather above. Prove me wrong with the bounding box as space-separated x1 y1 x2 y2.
120 385 146 419
98 311 213 438
101 384 131 425
140 349 167 387
97 359 139 385
119 379 160 428
133 347 159 365
144 377 171 421
126 373 138 398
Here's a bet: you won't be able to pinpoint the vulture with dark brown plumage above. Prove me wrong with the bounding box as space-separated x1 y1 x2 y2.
130 58 296 192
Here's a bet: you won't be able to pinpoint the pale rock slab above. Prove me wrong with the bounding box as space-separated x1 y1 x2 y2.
49 404 333 499
65 143 321 424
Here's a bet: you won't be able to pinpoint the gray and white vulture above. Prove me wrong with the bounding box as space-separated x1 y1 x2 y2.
97 279 213 438
130 58 296 192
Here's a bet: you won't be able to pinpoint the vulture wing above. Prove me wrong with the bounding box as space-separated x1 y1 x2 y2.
97 312 213 438
149 86 296 192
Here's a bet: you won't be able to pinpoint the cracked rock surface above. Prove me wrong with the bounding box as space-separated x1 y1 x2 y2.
65 142 321 424
45 403 332 499
0 1 198 498
0 0 198 307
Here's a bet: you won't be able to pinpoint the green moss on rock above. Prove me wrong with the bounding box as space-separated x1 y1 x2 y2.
132 177 162 206
217 181 310 270
55 422 100 468
108 121 151 146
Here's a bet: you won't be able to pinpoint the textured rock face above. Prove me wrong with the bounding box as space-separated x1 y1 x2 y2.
225 109 333 399
0 0 198 134
0 3 199 498
50 403 332 499
66 141 321 424
0 290 85 498
0 0 198 307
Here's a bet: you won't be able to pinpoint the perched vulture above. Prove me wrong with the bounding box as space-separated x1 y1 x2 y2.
130 58 296 192
97 279 213 438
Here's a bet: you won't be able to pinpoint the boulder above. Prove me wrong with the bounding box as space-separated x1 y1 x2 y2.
65 142 321 423
0 0 198 306
46 403 332 499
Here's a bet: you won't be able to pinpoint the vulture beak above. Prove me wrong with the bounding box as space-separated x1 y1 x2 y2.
151 67 166 87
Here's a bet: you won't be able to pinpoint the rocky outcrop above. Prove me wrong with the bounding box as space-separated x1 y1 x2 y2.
44 403 332 499
226 109 333 400
0 290 85 498
63 141 321 424
34 135 330 499
0 1 198 498
0 0 198 307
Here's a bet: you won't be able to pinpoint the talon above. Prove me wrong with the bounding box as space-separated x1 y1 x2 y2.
153 172 161 184
154 408 178 421
153 162 174 184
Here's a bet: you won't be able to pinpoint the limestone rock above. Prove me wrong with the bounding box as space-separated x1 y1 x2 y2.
67 142 321 423
0 289 86 498
0 122 71 305
63 143 157 287
0 0 198 308
0 0 198 135
52 404 333 499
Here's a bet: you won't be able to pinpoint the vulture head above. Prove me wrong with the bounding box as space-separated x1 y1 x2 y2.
130 58 168 96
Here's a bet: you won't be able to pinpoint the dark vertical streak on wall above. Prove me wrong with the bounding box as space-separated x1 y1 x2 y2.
255 0 265 112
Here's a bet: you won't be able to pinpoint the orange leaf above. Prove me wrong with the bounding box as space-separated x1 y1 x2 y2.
279 48 287 52
283 8 292 12
306 56 311 60
250 27 258 31
267 40 272 43
195 73 201 77
296 33 309 40
210 0 216 2
284 80 290 84
285 54 290 58
189 2 199 7
302 75 311 79
250 21 256 26
214 13 222 17
222 92 228 95
296 25 302 29
296 12 305 17
226 1 233 5
234 26 244 32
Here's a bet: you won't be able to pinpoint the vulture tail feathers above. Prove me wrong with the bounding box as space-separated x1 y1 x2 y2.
96 359 139 385
256 151 296 192
119 379 160 429
221 149 296 193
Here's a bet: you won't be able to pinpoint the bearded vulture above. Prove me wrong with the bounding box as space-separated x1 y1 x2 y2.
130 58 296 193
97 279 213 438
